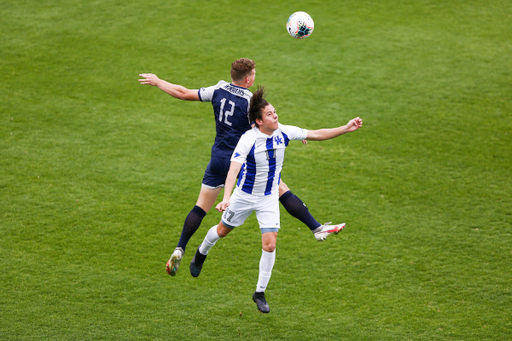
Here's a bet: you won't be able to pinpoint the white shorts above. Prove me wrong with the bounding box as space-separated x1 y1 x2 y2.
221 189 280 233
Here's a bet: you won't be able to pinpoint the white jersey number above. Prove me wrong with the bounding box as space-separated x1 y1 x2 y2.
219 98 235 126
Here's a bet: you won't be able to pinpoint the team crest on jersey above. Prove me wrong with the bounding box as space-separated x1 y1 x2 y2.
274 136 283 145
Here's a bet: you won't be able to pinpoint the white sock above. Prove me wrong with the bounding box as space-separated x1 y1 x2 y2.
199 225 220 255
256 249 276 293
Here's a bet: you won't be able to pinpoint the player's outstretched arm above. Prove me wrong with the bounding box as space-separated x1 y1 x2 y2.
138 73 200 101
305 117 363 141
216 161 243 212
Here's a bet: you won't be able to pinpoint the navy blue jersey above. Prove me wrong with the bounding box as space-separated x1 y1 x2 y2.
198 80 253 159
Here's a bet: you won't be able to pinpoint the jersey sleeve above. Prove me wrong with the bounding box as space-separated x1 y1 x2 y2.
280 124 308 141
198 80 227 102
230 130 255 164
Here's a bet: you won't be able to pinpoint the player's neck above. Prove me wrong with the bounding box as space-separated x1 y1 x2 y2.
258 126 275 136
231 81 247 88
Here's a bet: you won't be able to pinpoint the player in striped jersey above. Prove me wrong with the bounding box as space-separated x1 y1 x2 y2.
190 86 363 313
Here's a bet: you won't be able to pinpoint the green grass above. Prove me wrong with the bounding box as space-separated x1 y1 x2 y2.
1 0 511 340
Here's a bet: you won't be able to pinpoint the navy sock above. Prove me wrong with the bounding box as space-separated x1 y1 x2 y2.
176 205 207 252
279 191 321 232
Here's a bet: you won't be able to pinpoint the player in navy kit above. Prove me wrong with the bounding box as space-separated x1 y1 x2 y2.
139 59 345 277
190 86 363 313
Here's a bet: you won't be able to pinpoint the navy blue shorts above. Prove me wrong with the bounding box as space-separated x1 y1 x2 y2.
202 157 230 189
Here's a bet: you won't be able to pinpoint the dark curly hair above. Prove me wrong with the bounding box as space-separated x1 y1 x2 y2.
248 86 268 127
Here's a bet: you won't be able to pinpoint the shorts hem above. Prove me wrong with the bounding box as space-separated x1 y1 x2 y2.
221 219 237 229
261 227 280 233
202 183 225 190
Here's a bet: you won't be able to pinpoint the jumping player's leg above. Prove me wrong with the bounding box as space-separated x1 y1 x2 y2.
252 196 279 313
199 221 232 255
167 186 222 276
167 157 231 276
176 157 230 252
256 232 277 293
253 232 277 314
278 181 322 231
278 180 345 241
176 186 222 252
190 189 253 277
189 220 234 277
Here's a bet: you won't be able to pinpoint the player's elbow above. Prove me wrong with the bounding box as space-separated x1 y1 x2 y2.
174 92 191 101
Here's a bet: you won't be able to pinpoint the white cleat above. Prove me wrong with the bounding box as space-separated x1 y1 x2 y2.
313 222 346 241
166 247 184 276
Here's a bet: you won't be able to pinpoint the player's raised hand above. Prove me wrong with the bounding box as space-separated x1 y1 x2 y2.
346 117 363 132
138 73 161 86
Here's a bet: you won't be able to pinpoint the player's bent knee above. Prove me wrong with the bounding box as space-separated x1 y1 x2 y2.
217 221 232 237
261 232 277 252
263 244 276 253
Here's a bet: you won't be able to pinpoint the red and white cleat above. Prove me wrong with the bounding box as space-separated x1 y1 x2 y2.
313 222 346 241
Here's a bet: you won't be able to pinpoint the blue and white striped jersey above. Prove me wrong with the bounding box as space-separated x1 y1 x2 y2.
198 80 253 159
231 123 308 196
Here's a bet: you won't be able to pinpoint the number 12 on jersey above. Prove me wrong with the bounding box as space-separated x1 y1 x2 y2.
219 98 235 126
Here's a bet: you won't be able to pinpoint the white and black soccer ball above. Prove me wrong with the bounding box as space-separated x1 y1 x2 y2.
286 11 314 39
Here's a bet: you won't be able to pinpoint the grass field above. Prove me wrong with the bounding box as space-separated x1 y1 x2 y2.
1 0 511 340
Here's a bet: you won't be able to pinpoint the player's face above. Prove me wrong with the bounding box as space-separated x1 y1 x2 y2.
258 104 279 134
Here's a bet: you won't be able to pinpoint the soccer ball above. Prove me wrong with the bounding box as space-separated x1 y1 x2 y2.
286 11 314 39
